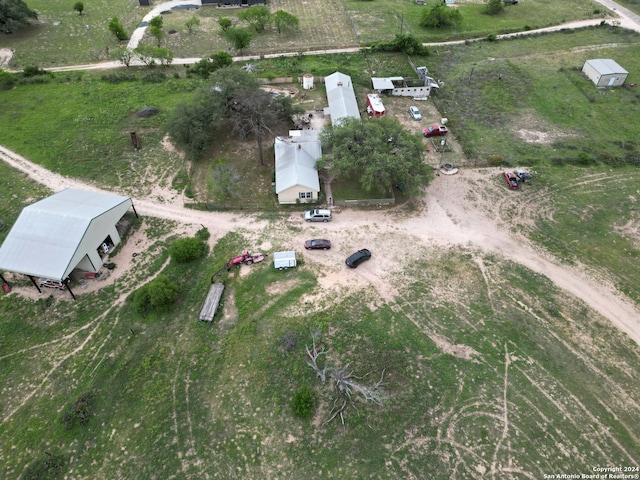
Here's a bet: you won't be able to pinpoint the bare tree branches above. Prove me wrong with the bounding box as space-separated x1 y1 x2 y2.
304 328 389 425
306 342 328 382
330 365 388 406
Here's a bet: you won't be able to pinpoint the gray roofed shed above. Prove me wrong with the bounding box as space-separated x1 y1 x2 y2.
0 189 133 281
582 59 628 88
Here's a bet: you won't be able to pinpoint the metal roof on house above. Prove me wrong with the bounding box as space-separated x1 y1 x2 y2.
324 72 360 125
584 59 628 75
0 189 132 281
274 131 321 194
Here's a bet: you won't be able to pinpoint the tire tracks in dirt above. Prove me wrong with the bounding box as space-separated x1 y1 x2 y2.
2 145 640 347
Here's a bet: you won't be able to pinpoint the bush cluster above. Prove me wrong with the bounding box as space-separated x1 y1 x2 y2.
101 73 136 84
60 391 96 429
291 385 315 419
170 237 207 263
20 452 66 480
142 72 167 84
132 275 180 315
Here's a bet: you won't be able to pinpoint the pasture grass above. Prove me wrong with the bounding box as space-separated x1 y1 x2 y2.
1 225 638 478
424 25 640 304
2 14 640 479
2 0 612 69
0 69 200 193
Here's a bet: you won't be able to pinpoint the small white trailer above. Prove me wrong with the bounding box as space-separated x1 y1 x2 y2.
273 251 297 270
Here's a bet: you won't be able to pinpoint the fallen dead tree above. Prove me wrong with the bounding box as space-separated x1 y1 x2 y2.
305 328 388 425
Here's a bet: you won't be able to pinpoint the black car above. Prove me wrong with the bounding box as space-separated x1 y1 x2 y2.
345 249 371 268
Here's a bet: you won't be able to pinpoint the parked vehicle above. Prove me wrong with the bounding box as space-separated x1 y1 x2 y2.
514 169 532 183
504 170 520 189
345 249 372 268
304 209 332 222
409 106 422 120
423 124 449 137
39 278 67 290
227 250 265 269
274 251 297 270
304 239 331 250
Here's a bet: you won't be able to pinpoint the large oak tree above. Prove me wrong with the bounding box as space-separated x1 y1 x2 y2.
319 117 432 196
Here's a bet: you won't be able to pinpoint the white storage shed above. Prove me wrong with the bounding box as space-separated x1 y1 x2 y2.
582 59 628 88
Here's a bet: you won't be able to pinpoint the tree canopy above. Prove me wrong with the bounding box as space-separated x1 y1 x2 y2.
228 86 300 165
273 10 299 34
73 2 84 15
167 67 301 162
149 15 164 46
108 16 128 41
237 6 271 32
0 0 37 33
224 27 253 54
319 117 432 195
419 4 462 29
188 51 233 79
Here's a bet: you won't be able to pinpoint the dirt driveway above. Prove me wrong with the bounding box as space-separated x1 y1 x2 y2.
1 132 639 346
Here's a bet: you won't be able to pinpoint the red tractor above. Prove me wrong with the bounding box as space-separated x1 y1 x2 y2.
226 250 265 270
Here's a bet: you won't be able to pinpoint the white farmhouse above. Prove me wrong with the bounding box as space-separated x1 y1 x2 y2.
274 130 322 204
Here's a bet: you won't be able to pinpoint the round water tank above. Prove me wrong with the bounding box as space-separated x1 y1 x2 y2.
303 74 314 90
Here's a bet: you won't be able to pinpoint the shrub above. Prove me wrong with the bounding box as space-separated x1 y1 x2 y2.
487 155 503 166
371 34 429 56
195 228 210 241
170 237 206 263
142 72 167 83
60 391 96 429
420 4 462 29
20 452 66 480
291 385 315 419
101 73 136 84
483 0 503 16
0 70 16 90
132 275 180 315
22 65 49 77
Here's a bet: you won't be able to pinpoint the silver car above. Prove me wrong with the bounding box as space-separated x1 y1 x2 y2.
304 209 332 222
409 106 422 120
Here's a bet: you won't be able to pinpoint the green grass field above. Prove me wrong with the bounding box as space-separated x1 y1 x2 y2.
2 1 640 478
1 0 615 68
1 201 638 478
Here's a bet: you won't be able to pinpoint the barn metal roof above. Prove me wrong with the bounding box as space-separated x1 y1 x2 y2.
0 189 132 281
324 72 361 125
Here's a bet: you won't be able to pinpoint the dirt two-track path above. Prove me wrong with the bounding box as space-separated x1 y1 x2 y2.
1 141 639 346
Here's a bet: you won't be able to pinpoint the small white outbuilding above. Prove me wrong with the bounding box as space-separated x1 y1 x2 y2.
582 59 628 88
